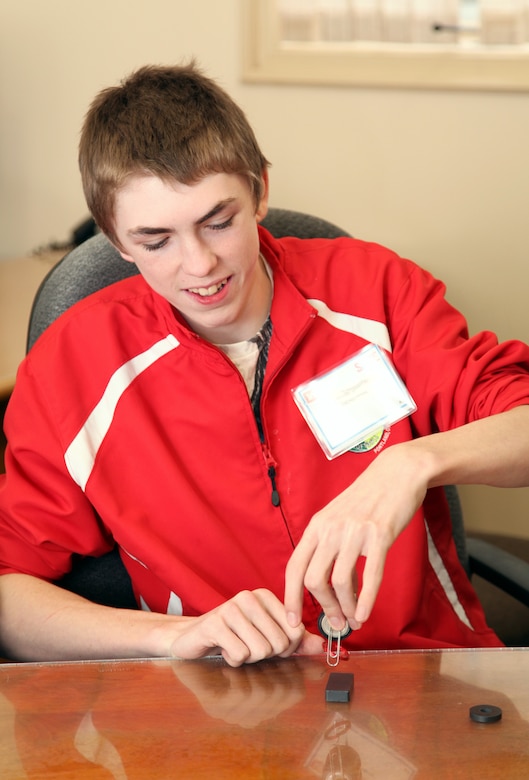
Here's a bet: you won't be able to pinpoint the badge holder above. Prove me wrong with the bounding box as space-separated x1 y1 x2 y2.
292 344 416 460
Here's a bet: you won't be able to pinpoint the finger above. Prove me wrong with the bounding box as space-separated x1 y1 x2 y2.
330 556 361 630
354 547 386 625
221 590 305 664
220 608 277 666
250 589 306 656
300 540 348 631
292 630 325 657
284 536 318 627
173 619 251 667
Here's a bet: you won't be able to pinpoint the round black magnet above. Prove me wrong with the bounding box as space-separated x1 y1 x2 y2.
318 612 353 640
469 704 502 724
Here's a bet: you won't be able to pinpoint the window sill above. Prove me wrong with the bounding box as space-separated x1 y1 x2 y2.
242 3 529 92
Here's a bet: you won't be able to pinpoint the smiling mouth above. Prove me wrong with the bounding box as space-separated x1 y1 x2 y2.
187 278 229 297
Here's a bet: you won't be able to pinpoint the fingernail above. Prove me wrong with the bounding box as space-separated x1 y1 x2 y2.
355 605 368 623
329 616 344 631
287 611 299 627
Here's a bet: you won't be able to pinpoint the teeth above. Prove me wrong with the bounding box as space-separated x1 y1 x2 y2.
189 279 227 297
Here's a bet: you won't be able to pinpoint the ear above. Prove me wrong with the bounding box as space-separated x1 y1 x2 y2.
109 241 136 265
118 250 136 264
255 169 270 223
103 233 136 264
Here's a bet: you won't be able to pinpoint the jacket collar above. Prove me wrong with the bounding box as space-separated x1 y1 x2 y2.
257 225 317 375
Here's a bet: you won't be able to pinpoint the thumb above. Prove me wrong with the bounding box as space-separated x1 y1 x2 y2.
295 630 324 656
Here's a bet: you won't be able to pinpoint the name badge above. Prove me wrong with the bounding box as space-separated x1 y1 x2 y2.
292 344 416 459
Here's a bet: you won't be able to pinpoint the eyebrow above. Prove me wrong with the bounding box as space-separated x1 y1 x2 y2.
127 197 238 238
196 197 237 225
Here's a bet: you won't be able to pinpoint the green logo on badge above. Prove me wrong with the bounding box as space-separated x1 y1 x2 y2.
350 429 385 453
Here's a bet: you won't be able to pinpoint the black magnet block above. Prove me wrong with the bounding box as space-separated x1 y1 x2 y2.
325 672 354 703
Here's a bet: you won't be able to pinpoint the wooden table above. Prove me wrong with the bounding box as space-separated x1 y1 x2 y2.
1 648 528 778
0 250 63 398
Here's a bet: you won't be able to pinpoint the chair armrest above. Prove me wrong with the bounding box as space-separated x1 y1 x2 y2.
467 536 529 608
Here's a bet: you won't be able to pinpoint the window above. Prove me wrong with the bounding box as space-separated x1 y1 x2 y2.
242 1 529 90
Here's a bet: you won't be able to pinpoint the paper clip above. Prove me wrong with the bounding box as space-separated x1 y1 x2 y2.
318 613 352 667
327 631 342 667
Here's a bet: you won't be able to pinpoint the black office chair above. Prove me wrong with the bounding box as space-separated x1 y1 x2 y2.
26 208 529 642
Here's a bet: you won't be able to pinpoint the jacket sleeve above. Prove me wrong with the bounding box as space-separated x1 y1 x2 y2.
386 256 529 436
0 357 114 580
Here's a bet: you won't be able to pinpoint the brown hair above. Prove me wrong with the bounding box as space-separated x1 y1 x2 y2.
79 62 269 245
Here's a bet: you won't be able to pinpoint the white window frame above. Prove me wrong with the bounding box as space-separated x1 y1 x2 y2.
242 0 529 91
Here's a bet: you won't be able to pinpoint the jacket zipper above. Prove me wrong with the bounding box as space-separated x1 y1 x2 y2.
258 312 318 509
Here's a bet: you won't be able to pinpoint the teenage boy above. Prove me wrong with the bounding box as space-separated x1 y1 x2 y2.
1 63 529 664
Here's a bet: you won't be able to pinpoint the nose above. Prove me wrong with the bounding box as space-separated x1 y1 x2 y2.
180 235 218 277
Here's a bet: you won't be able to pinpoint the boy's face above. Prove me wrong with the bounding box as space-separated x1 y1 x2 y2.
113 172 270 344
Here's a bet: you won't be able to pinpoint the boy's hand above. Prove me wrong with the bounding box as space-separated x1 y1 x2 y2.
284 444 427 633
166 588 321 667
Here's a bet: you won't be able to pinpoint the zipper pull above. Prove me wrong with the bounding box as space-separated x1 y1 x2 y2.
268 464 280 507
262 445 280 507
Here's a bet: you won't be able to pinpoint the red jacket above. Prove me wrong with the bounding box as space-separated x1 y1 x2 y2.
2 228 529 649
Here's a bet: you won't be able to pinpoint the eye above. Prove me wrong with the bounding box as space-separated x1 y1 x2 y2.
144 237 169 252
208 216 234 231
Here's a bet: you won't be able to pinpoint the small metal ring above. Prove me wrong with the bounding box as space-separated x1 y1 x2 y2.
318 612 353 640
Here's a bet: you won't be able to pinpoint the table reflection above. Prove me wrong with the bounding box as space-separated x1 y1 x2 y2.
1 651 529 779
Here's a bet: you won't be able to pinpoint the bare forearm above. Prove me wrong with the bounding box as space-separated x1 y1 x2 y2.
406 406 529 490
0 573 175 662
0 574 319 665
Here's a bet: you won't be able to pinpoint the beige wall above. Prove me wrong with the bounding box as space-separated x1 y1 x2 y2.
1 0 529 537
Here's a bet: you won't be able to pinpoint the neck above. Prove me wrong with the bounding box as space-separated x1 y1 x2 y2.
210 256 272 345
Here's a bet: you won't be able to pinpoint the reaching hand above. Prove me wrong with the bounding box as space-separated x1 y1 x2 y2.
284 443 428 633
